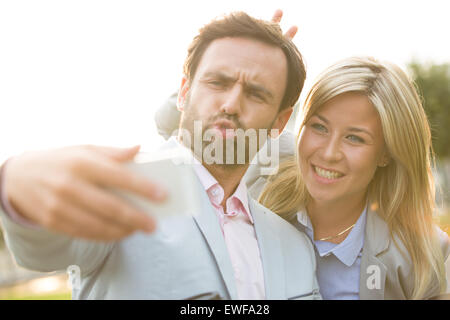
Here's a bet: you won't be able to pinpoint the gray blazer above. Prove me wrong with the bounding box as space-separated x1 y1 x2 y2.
359 208 450 299
245 130 450 300
0 160 320 300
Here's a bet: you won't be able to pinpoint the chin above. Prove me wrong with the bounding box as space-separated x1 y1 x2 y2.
309 194 338 204
306 186 341 204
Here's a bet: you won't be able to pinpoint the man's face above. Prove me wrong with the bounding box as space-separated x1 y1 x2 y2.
178 37 291 166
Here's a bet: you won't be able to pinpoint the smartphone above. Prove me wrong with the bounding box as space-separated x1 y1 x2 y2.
111 148 202 220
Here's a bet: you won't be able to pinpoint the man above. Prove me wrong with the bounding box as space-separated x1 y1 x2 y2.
154 9 299 199
0 12 319 299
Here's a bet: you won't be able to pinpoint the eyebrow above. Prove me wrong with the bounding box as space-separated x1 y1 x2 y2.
202 71 274 100
313 114 375 139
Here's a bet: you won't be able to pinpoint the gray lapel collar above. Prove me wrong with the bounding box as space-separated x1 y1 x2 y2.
157 140 239 298
250 198 286 299
359 250 388 299
192 183 238 300
359 208 390 299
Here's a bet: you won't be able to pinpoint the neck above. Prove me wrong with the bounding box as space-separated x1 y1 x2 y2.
307 194 367 242
177 134 249 208
204 163 248 208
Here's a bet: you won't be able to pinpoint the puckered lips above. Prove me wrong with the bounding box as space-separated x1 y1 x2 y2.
210 119 237 139
311 163 345 185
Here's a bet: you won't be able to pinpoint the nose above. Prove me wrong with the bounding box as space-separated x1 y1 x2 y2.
320 135 344 163
220 84 243 115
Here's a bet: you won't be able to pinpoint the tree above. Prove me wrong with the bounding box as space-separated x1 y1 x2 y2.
0 227 4 248
408 61 450 159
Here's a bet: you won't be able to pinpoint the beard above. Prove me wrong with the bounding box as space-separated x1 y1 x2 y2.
179 94 273 168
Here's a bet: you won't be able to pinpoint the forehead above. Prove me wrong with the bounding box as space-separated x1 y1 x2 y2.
194 37 287 95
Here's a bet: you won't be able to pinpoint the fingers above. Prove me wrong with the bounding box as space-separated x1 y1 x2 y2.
62 177 156 233
284 25 298 40
271 9 283 23
84 145 141 162
43 198 136 241
271 9 298 41
4 145 162 241
17 184 136 241
73 154 167 203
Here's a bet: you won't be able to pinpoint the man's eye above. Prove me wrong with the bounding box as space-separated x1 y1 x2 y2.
347 135 365 143
249 91 264 101
208 80 225 88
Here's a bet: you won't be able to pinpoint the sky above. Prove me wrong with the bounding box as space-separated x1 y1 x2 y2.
1 0 449 162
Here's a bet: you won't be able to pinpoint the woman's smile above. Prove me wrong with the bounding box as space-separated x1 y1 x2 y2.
311 164 345 184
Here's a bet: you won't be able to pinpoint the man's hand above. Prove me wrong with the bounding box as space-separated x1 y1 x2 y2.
3 145 167 241
271 9 298 40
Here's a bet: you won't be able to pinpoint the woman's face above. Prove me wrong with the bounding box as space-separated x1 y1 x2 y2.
298 92 388 206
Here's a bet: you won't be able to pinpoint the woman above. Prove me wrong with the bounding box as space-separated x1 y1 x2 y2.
259 56 449 300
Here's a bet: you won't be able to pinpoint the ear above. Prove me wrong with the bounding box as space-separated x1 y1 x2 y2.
377 150 391 167
270 107 293 138
177 76 190 112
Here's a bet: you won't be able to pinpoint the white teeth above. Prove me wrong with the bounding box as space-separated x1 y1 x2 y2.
314 166 343 179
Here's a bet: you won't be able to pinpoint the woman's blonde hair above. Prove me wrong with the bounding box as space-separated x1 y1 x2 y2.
259 56 446 299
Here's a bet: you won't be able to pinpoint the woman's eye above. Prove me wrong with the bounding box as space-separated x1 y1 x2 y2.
311 123 327 132
347 135 365 143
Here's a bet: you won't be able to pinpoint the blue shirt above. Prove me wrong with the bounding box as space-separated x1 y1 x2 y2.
295 206 367 300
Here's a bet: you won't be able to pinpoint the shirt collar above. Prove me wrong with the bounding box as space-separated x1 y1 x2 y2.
296 205 367 267
189 146 253 224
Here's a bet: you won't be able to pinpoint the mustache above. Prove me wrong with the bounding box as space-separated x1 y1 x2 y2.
206 114 243 130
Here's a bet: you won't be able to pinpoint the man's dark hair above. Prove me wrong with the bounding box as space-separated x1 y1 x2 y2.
183 11 306 111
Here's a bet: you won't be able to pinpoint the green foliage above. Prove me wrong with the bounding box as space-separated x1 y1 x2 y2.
0 227 4 248
2 291 71 300
408 61 450 159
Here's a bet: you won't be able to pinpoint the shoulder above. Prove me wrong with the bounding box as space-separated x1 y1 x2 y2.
367 210 449 263
365 210 448 299
244 131 296 199
278 130 296 158
365 210 412 268
250 199 315 255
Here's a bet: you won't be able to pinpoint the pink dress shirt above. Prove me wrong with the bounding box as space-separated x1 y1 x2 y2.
192 161 266 300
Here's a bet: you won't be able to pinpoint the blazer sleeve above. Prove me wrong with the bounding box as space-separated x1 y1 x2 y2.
154 91 181 140
245 130 296 200
0 206 114 276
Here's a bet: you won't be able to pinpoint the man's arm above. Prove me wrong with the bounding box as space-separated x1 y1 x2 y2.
0 202 114 274
0 160 113 274
0 145 167 273
2 145 165 240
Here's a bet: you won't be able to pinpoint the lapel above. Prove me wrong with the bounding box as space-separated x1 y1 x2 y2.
157 140 238 299
192 180 239 300
359 208 390 299
249 198 286 299
185 156 286 299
